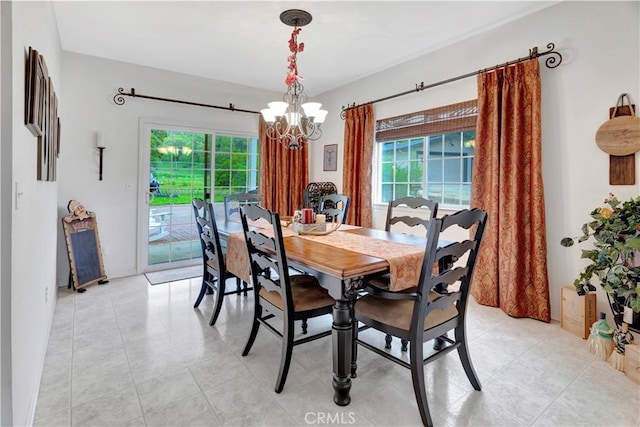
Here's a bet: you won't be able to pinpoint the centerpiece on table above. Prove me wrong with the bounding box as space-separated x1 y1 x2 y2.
291 208 341 235
561 194 640 329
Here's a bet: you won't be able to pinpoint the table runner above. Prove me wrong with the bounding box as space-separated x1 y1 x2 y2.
225 225 425 291
294 231 424 291
225 223 288 284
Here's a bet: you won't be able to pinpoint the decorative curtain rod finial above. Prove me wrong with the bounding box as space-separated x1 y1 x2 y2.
340 102 357 119
113 87 126 105
542 42 562 68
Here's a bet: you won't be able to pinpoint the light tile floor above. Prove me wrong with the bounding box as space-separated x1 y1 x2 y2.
35 275 640 426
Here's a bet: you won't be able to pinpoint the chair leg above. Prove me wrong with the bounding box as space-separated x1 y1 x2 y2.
385 334 393 349
301 319 308 334
409 336 433 427
236 277 241 293
275 319 295 393
242 305 262 357
400 339 408 352
209 278 226 326
433 333 447 351
455 327 481 391
193 279 208 308
193 265 211 308
243 280 248 296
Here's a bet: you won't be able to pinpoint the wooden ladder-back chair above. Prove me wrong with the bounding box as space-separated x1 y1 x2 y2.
318 194 350 224
224 192 262 222
239 204 335 393
372 196 439 350
192 198 251 326
192 198 215 308
223 192 261 289
354 208 488 427
385 196 439 233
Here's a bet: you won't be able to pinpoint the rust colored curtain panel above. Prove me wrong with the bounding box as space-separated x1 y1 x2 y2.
470 59 551 322
258 118 308 216
343 104 374 227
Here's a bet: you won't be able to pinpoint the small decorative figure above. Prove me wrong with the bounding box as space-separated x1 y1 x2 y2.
609 322 634 372
63 200 95 222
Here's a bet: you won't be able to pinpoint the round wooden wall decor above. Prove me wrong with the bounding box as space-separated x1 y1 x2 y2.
596 115 640 156
595 94 640 156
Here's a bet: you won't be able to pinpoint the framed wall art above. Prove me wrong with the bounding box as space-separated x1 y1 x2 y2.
323 144 338 171
25 46 60 181
25 47 46 137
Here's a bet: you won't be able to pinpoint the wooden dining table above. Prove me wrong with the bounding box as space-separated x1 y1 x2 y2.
216 218 429 406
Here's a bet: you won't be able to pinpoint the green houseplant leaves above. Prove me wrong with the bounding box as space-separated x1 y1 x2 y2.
561 194 640 313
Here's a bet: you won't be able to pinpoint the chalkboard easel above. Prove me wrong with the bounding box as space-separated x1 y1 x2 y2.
62 213 107 291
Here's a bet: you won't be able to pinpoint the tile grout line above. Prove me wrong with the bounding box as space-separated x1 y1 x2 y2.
111 283 151 426
67 292 77 426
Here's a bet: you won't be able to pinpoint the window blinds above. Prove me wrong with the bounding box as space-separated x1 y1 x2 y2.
375 99 477 142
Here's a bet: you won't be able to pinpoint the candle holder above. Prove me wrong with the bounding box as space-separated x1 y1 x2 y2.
96 132 106 181
97 147 105 180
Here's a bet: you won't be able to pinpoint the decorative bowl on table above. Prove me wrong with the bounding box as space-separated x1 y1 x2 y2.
290 221 340 235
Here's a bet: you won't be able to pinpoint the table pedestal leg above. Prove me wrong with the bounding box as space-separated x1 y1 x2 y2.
332 299 352 406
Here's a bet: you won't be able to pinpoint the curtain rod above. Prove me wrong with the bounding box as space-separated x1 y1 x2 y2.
112 87 260 115
340 42 563 119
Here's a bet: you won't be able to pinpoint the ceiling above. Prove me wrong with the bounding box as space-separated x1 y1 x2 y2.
52 1 558 96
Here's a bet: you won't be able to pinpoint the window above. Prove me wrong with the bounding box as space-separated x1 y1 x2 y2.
150 132 259 205
147 129 258 266
376 100 477 207
213 135 259 202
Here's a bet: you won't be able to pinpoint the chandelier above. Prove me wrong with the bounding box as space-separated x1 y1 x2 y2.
261 9 328 150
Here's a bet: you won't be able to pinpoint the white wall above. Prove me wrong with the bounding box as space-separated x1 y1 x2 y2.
10 2 62 425
56 53 280 284
0 2 12 424
313 1 640 321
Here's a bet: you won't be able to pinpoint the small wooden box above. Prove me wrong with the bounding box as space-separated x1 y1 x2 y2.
625 343 640 383
560 286 597 339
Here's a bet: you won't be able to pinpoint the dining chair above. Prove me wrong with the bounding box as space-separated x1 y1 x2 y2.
192 198 251 326
192 198 215 307
224 192 261 222
372 196 439 350
385 196 439 233
239 204 335 393
318 193 350 223
353 208 488 427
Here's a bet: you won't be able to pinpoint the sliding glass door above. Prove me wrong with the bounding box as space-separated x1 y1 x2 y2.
148 130 210 266
138 120 259 272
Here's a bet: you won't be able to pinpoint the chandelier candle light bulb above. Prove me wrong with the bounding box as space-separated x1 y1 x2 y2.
261 9 328 149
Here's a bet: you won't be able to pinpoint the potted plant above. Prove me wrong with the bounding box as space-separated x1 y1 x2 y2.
561 194 640 329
